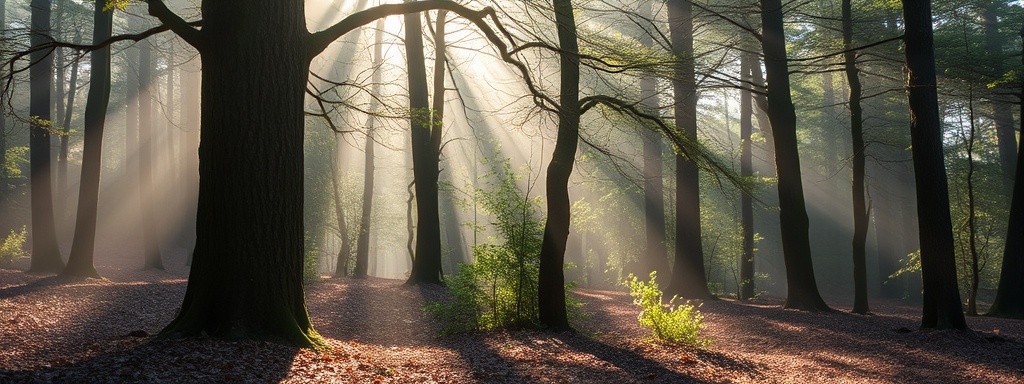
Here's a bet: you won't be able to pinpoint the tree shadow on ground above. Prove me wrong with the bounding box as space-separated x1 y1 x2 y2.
0 338 299 383
699 298 1024 382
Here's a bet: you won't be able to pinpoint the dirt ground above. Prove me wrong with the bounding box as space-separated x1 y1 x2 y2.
1 250 1022 383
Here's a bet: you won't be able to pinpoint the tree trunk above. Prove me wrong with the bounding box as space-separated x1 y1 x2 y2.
182 61 200 265
982 4 1017 193
987 25 1024 319
639 0 669 280
0 0 7 195
165 47 177 181
28 0 65 274
59 44 80 214
125 47 138 181
62 0 111 279
354 19 384 278
760 0 829 311
157 0 325 348
666 0 712 300
537 0 578 332
405 4 444 285
139 41 164 270
901 0 967 330
843 0 869 315
739 51 755 301
331 135 351 277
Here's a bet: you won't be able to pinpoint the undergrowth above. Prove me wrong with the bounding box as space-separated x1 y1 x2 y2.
0 226 28 267
626 272 711 348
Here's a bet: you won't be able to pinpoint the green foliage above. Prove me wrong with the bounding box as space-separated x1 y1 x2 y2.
426 159 582 333
626 272 711 348
889 250 921 281
0 226 28 267
103 0 132 11
3 146 29 182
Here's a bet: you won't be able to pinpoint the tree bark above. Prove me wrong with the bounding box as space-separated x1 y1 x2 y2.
405 3 444 285
330 135 351 277
639 0 669 281
155 0 326 348
739 51 755 301
901 0 967 330
760 0 830 311
666 0 712 300
982 3 1017 193
354 19 385 278
62 0 111 279
139 41 164 270
28 0 65 274
537 0 579 332
843 0 869 315
987 25 1024 319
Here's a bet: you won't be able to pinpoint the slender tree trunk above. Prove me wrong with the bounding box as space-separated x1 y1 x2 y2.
639 0 669 280
739 51 755 301
537 0 578 332
901 0 967 330
982 4 1017 193
62 0 112 279
165 46 176 181
330 135 351 277
354 19 384 278
987 25 1024 319
965 88 981 317
58 43 80 215
405 3 444 285
844 0 869 314
666 0 712 300
28 0 65 274
125 47 138 181
761 0 829 311
139 41 164 270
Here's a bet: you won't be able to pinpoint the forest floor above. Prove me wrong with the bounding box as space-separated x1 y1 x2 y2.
1 250 1023 383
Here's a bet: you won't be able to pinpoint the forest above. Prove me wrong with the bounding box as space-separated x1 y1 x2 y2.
0 0 1022 382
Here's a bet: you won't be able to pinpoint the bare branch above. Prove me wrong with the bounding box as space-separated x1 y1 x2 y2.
146 0 203 48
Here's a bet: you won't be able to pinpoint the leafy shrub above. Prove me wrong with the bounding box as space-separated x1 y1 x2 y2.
626 272 711 348
0 226 28 267
426 160 583 333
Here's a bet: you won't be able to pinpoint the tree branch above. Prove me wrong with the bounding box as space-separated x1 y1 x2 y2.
146 0 203 48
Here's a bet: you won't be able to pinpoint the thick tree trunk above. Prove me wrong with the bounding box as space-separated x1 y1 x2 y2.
987 25 1024 319
157 0 325 349
639 0 669 281
901 0 967 330
28 0 65 274
844 0 869 315
760 0 829 311
666 0 712 300
139 41 164 270
537 0 578 332
62 0 111 279
404 4 444 285
354 19 384 278
739 51 755 301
